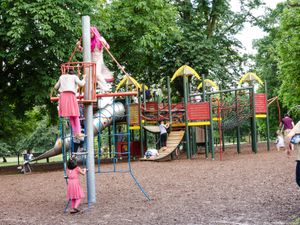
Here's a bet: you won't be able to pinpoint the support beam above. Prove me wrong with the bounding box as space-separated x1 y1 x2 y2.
82 16 96 204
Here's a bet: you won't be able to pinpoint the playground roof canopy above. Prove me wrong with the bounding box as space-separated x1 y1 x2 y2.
197 79 219 90
115 75 148 91
238 72 264 85
171 65 201 82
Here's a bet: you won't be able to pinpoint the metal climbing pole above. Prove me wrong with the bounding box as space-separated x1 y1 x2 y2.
82 16 96 204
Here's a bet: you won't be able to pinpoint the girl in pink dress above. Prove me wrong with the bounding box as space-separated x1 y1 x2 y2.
67 159 86 213
76 27 114 92
55 70 86 140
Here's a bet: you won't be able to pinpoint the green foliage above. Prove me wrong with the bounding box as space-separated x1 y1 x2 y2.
101 0 181 85
0 0 98 121
0 106 59 156
165 0 263 95
0 141 12 157
253 4 285 135
98 0 263 91
254 1 300 135
24 117 59 153
277 4 300 109
16 107 59 153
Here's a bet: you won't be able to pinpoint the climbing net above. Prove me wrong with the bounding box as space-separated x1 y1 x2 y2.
217 92 253 130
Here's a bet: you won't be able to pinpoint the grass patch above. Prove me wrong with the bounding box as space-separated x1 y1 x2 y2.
0 155 63 167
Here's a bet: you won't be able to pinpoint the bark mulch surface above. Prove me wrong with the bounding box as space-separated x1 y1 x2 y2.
1 143 300 225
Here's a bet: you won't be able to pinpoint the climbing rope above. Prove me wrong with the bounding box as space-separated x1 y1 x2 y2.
218 94 253 130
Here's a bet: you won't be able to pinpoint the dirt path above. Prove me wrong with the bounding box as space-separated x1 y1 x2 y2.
1 143 299 225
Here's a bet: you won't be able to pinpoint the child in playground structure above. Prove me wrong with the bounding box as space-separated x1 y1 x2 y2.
67 158 86 214
55 69 86 141
275 130 285 151
144 149 159 159
159 120 169 150
76 26 113 92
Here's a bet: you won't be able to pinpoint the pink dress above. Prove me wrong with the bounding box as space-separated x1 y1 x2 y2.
59 92 80 117
55 74 85 117
67 167 85 200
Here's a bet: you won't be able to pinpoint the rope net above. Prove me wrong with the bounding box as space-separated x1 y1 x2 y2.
215 93 253 130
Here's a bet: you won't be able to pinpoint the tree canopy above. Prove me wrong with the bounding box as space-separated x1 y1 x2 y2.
277 3 300 108
253 1 300 134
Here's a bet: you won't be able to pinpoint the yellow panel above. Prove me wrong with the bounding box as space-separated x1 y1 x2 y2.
143 121 157 125
212 117 222 121
172 121 210 127
256 114 267 118
130 126 140 130
170 123 185 127
189 121 210 126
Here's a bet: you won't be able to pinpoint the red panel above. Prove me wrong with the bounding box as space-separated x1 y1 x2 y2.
187 102 210 120
255 93 267 114
146 102 158 111
117 141 142 157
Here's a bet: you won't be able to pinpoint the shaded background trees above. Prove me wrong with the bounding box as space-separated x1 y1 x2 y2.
254 1 300 134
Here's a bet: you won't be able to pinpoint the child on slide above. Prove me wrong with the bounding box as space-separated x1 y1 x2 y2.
159 120 169 150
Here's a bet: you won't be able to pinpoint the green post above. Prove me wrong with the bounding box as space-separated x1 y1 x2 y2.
265 80 270 151
235 89 241 154
192 127 197 155
251 87 257 153
108 125 112 158
209 96 215 159
143 84 146 112
139 89 144 157
167 77 172 129
60 118 67 178
157 91 160 122
201 74 209 159
183 75 191 159
144 130 148 152
142 84 147 151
